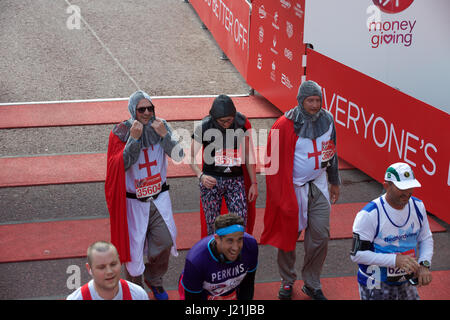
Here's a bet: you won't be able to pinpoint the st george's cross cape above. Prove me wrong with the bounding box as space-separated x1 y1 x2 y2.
105 131 131 262
199 118 256 238
260 115 300 252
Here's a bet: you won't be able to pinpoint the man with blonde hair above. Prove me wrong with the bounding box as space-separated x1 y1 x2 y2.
67 241 149 300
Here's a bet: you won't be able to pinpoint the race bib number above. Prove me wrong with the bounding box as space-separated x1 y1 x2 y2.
135 174 162 198
321 140 336 162
387 249 416 279
215 149 242 167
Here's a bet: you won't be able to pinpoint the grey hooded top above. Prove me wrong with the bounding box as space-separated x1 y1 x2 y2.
284 80 340 185
112 90 184 170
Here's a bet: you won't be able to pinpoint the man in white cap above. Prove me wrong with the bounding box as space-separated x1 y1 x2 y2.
351 162 434 300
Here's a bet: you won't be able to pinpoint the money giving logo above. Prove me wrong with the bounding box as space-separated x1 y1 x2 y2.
367 0 416 48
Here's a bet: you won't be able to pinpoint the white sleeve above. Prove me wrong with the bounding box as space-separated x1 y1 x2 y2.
352 209 378 242
350 209 397 268
66 287 83 300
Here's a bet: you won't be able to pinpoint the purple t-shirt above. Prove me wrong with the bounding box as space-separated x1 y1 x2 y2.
180 233 258 300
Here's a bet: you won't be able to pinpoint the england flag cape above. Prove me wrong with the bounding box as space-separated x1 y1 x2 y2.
105 130 131 262
260 115 302 252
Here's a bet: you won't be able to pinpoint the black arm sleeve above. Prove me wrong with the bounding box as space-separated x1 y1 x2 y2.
236 271 256 300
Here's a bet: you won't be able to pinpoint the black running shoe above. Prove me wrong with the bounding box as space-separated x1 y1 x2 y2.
302 285 327 300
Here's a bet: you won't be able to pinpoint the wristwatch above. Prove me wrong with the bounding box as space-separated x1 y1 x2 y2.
419 260 431 269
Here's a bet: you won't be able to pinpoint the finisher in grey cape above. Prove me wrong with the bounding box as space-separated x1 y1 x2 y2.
261 80 341 300
105 90 184 300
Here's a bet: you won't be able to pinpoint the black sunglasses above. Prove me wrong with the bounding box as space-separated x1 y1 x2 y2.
136 105 155 114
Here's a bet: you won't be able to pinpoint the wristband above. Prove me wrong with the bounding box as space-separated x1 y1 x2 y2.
199 173 204 181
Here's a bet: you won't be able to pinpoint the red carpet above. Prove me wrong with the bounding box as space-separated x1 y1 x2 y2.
0 95 282 129
166 270 450 300
0 154 107 187
0 204 445 263
0 153 353 188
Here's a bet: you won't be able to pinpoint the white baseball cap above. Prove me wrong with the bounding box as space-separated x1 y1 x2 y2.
384 162 421 190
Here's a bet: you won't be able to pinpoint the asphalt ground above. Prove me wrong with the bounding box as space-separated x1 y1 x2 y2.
1 0 449 301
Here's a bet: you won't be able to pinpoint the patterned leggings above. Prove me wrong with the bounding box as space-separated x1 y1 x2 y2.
200 175 247 235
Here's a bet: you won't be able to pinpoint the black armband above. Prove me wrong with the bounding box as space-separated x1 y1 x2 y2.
350 233 373 256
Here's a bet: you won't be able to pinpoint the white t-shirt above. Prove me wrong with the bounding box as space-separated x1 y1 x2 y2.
66 279 149 300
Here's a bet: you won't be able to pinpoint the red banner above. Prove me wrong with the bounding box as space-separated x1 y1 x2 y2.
246 0 306 110
306 48 450 223
190 0 250 79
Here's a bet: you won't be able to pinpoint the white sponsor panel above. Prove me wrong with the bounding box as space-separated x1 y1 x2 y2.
304 0 450 112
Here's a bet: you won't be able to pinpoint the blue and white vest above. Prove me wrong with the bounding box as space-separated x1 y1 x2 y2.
357 196 425 287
